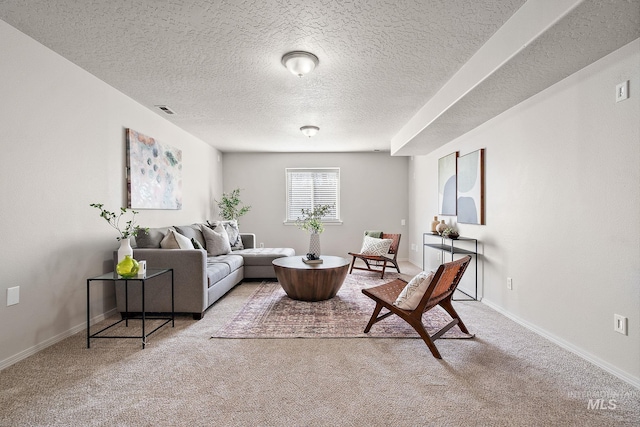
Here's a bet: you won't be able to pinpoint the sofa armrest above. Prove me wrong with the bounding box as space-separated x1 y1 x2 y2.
240 233 256 249
115 248 208 314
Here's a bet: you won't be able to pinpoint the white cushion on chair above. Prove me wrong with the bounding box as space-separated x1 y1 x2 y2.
393 271 435 310
360 236 393 256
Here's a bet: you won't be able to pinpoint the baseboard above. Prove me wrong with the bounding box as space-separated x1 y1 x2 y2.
482 298 640 389
0 308 118 371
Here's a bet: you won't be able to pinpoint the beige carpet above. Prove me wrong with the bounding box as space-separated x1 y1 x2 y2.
0 270 638 426
213 273 473 339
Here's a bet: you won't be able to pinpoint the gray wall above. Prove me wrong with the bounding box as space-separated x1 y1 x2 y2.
408 39 640 385
221 152 409 260
0 21 223 368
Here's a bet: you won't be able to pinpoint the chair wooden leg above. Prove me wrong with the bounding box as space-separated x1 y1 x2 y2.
364 303 384 333
380 260 387 279
349 256 356 274
439 299 469 334
406 317 442 359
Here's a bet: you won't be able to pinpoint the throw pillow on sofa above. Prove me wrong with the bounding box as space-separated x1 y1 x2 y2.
202 224 232 256
135 227 170 248
160 229 193 249
205 220 244 250
174 224 206 248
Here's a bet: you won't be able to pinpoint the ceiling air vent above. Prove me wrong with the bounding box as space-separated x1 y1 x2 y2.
156 105 176 115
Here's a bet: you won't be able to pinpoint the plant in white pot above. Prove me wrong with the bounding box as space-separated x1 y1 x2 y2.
296 204 333 259
90 203 148 267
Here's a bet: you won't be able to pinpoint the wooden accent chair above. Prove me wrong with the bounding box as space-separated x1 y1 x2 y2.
362 255 472 359
348 233 401 279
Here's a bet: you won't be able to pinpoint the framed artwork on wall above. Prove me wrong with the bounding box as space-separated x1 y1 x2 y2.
438 151 458 215
457 148 484 224
126 128 183 210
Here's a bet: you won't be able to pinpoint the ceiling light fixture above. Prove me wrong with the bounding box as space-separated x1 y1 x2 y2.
282 51 319 77
300 126 320 138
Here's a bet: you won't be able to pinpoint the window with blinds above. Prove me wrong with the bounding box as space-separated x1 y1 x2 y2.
285 168 341 223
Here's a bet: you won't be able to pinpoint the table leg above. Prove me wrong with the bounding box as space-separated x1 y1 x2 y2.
86 279 91 348
142 280 145 349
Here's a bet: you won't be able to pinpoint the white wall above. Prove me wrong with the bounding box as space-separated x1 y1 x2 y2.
222 152 409 259
0 21 222 368
408 40 640 385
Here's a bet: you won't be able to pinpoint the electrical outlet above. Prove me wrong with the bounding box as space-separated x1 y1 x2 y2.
436 252 442 262
259 242 264 248
616 81 629 102
507 278 513 290
410 243 416 251
614 314 627 335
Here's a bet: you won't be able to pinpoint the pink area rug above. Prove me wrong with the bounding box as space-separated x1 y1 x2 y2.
212 272 474 339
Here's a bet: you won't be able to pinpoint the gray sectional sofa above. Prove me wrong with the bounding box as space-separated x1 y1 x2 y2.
114 222 294 319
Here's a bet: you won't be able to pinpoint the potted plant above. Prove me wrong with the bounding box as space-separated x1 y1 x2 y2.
215 188 251 222
296 204 333 258
90 203 148 265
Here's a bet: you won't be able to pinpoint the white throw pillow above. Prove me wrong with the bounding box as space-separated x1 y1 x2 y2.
393 271 435 310
160 229 193 249
360 236 393 256
219 220 243 250
202 224 232 256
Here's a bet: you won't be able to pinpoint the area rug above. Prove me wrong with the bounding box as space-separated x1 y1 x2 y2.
212 272 474 339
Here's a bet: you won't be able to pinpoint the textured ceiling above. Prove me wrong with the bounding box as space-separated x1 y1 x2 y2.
0 0 637 154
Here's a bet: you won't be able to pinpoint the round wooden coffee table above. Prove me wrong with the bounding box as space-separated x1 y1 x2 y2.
272 256 350 302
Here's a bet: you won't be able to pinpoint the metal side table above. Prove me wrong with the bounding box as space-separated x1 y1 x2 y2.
87 268 174 349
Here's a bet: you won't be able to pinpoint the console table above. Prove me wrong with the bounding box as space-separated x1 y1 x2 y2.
86 268 174 349
423 233 478 300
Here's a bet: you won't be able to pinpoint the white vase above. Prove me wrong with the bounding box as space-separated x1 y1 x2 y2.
309 233 321 257
117 238 133 264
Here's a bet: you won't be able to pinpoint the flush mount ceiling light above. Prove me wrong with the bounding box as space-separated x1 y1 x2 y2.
300 126 320 137
282 51 319 77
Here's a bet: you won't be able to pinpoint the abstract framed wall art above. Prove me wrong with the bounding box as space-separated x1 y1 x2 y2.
457 149 484 224
126 128 182 209
438 151 458 215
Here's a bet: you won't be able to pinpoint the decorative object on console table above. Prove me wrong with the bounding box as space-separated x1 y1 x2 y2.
295 204 333 258
443 227 459 239
438 151 458 215
430 216 439 234
457 148 485 225
90 203 148 263
126 128 182 210
436 220 447 235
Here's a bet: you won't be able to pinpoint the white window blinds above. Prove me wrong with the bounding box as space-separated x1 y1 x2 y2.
285 168 340 223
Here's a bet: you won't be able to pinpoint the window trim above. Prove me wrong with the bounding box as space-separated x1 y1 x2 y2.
284 167 342 226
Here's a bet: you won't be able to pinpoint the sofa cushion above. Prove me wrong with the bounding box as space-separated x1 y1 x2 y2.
135 227 169 248
174 224 206 248
208 254 244 272
205 262 230 287
160 229 193 249
202 225 232 256
235 248 296 266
